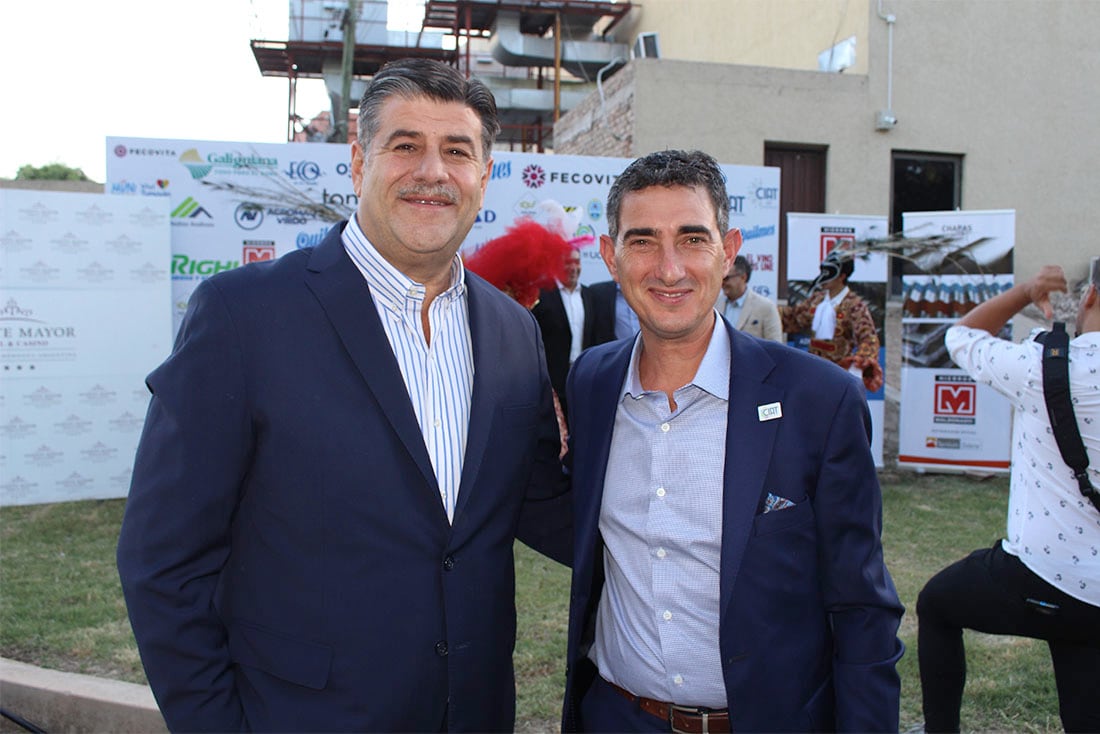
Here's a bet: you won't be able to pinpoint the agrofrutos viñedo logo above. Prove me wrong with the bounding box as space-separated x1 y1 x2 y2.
179 148 278 180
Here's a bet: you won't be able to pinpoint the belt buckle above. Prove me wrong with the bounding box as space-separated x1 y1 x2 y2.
669 704 709 734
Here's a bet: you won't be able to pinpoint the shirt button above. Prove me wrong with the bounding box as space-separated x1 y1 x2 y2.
434 418 442 428
656 487 666 498
656 547 667 559
435 641 449 657
660 422 671 432
662 610 672 621
443 555 455 571
673 674 684 685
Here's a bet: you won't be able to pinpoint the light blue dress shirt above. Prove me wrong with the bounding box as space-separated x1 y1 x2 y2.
614 285 641 340
591 314 730 707
342 215 474 523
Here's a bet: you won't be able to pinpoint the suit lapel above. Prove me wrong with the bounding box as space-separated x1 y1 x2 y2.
719 324 782 620
303 226 437 491
451 277 501 523
575 341 633 579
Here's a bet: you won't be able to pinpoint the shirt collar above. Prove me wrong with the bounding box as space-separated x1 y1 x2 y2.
621 311 731 402
341 214 466 308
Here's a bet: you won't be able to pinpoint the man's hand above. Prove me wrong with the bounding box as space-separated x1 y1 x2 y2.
957 265 1068 334
1023 265 1069 320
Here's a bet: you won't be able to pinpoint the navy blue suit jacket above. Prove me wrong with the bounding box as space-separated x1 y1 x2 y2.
561 320 903 732
117 222 571 732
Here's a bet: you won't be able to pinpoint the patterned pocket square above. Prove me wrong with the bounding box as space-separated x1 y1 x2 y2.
764 492 796 513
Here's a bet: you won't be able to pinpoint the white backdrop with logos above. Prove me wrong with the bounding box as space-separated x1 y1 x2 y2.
785 213 889 467
897 209 1015 473
106 138 780 333
0 190 172 506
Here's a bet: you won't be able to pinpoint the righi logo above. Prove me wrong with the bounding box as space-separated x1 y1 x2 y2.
171 254 238 277
171 197 212 220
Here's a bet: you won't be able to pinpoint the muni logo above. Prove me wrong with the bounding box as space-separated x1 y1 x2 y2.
934 382 977 416
171 197 212 220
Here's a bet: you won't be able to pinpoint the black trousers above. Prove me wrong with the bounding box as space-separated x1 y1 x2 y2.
916 541 1100 732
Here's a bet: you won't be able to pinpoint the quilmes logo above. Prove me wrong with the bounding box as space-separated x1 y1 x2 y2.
179 148 278 180
490 160 512 180
171 197 213 221
234 203 264 230
285 160 321 181
933 376 977 424
296 226 332 249
521 164 546 189
242 240 276 263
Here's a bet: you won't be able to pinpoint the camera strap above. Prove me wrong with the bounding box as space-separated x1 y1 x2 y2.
1037 322 1100 513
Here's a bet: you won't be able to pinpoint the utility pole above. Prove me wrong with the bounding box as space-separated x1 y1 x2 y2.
333 0 358 143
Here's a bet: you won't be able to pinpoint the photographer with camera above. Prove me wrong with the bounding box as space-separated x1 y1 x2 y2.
917 259 1100 733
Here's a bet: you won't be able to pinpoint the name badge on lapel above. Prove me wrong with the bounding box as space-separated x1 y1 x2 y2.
757 402 782 421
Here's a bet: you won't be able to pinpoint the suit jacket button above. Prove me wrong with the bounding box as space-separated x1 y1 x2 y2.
443 555 455 571
435 641 449 657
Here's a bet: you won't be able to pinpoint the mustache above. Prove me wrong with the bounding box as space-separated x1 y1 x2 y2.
398 185 458 204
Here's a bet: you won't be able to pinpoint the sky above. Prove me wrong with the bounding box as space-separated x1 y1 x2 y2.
0 0 425 183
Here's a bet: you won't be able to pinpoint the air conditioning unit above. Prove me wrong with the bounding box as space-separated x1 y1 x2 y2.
632 32 660 59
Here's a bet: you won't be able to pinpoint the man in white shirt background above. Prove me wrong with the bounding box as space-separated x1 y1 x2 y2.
917 259 1100 733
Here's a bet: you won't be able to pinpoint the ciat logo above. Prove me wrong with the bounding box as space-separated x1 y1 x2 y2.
934 382 977 416
521 164 546 189
242 242 276 263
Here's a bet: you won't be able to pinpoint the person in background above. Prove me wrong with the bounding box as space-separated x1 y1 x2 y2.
117 58 570 733
715 255 783 342
588 278 640 342
533 248 616 421
464 218 576 457
780 249 883 392
917 260 1100 733
561 149 903 733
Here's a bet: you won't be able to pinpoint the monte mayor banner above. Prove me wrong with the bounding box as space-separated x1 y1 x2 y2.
107 137 780 333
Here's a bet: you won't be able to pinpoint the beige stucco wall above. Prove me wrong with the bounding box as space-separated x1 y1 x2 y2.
559 0 1100 286
608 0 870 74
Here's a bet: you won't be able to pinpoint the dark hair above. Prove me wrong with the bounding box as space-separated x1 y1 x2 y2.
732 254 752 281
839 256 856 281
606 150 729 241
357 58 500 163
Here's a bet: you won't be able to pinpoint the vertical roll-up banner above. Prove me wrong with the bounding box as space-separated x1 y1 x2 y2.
786 213 889 467
897 209 1015 472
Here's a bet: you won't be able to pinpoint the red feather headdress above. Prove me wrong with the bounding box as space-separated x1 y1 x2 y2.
463 219 574 309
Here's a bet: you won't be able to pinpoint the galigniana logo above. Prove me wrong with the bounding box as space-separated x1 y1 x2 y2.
522 164 546 189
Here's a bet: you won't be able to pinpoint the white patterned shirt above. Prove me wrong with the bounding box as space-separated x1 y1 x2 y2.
592 314 729 707
946 324 1100 606
342 216 474 523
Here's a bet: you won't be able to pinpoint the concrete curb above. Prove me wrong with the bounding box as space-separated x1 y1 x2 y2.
0 658 166 733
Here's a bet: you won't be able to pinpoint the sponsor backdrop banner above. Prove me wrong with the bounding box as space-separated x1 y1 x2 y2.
106 138 780 333
897 209 1015 472
786 213 889 467
1 190 172 506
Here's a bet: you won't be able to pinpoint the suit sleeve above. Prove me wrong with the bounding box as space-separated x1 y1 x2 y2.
814 378 904 732
116 279 249 732
515 309 574 567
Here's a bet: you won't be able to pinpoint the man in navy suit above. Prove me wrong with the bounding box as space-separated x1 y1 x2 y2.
117 59 570 733
560 150 903 733
533 250 617 420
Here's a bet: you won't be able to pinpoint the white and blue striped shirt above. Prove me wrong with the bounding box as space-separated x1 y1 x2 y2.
342 215 474 523
592 314 730 707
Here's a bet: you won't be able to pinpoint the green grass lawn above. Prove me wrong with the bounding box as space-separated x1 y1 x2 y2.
0 472 1064 733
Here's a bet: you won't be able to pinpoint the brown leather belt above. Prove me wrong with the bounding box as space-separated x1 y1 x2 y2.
606 678 731 733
